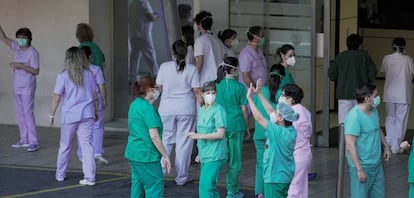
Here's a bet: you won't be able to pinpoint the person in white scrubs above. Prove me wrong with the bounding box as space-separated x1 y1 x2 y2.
381 37 414 154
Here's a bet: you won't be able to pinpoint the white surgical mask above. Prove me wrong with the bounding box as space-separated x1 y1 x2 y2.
269 111 277 123
278 96 286 104
203 93 216 105
286 56 296 66
16 38 28 47
231 39 239 49
152 89 160 100
371 96 381 108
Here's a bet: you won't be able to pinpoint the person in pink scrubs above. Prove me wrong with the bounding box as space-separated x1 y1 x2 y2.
49 47 98 186
279 84 313 198
81 46 108 165
0 25 40 152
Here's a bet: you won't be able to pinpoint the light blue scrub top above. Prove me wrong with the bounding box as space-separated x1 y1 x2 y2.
197 103 227 163
215 78 247 132
263 122 296 183
344 106 382 167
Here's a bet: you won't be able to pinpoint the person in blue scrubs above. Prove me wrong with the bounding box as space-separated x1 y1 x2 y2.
344 83 391 198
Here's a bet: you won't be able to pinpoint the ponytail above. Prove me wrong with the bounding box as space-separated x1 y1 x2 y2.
172 40 188 73
268 64 286 103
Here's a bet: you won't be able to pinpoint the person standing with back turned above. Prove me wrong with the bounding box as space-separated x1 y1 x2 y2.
0 25 40 152
328 34 377 124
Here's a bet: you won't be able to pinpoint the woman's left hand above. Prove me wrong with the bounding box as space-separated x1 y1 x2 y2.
163 156 171 174
188 132 198 140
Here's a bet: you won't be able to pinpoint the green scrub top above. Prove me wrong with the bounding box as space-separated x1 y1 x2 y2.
344 106 382 167
280 69 295 88
197 103 227 163
263 122 296 183
215 78 247 132
125 97 163 162
80 41 106 70
253 86 282 140
408 138 414 183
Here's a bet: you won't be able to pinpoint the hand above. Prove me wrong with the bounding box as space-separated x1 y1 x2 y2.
195 155 200 163
188 132 198 140
163 156 171 174
247 83 254 99
49 117 54 126
9 62 18 69
357 168 367 183
244 129 251 142
383 146 391 161
255 79 263 93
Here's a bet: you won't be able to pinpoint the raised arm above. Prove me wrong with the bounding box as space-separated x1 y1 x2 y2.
255 79 275 115
0 25 13 47
247 83 267 129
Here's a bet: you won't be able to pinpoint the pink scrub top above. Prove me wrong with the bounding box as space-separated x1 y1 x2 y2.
11 41 39 95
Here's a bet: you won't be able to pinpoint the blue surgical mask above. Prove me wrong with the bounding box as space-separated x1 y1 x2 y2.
372 96 381 108
16 38 28 47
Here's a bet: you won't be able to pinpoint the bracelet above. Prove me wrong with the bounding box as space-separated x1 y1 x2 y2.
49 114 54 119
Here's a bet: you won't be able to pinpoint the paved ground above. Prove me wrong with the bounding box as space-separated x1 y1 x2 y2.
0 124 411 197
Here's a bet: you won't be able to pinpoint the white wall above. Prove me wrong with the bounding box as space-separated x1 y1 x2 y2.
0 0 89 126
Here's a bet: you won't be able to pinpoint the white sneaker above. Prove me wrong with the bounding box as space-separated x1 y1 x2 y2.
56 177 64 182
95 155 109 165
79 179 95 186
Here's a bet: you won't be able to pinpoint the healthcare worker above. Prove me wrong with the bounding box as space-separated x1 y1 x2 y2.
49 47 98 185
344 83 391 198
280 84 313 198
238 26 267 88
218 29 238 58
247 79 299 198
125 76 171 197
215 57 249 198
194 11 226 85
128 0 159 79
0 25 40 152
252 64 285 198
80 46 108 165
188 81 227 198
275 44 296 87
408 138 414 197
380 37 414 154
76 23 105 71
156 40 202 186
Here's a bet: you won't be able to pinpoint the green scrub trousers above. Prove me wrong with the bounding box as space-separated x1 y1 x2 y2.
226 131 244 195
264 182 290 198
128 160 164 198
199 159 226 198
254 139 265 195
349 165 384 198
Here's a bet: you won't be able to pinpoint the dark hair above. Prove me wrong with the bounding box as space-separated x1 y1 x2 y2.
392 37 406 52
355 83 376 104
246 26 262 41
283 84 304 104
81 46 92 59
194 11 213 31
218 29 237 45
346 34 362 50
172 40 187 73
284 120 293 127
178 4 192 19
15 28 32 45
131 75 156 98
181 25 194 47
268 64 285 103
201 81 216 92
76 23 94 43
276 44 295 63
216 57 239 83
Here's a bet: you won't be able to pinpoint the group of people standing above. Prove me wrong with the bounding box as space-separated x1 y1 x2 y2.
125 9 313 198
329 34 414 197
0 23 108 186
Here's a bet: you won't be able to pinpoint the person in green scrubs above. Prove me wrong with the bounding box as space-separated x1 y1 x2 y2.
76 23 106 71
408 139 414 197
344 83 391 198
275 44 296 88
215 57 249 198
188 81 227 198
247 79 299 198
125 76 171 198
252 64 285 198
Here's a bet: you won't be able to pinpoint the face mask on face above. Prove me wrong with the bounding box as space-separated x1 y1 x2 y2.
203 93 216 105
16 38 28 47
371 95 381 108
231 39 239 49
152 89 160 100
269 111 277 123
286 56 296 66
258 38 265 48
278 96 286 104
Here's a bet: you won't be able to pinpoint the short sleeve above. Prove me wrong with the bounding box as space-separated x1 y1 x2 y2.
94 67 105 85
344 110 361 137
194 38 204 57
239 86 248 105
190 66 200 88
53 73 65 95
156 65 164 85
28 49 40 69
10 41 19 51
144 105 162 129
239 51 252 73
214 106 227 129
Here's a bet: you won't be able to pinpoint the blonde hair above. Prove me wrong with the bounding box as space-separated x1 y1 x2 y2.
64 47 89 86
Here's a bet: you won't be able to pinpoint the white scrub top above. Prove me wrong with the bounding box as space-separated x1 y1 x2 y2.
380 52 414 104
